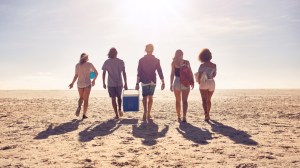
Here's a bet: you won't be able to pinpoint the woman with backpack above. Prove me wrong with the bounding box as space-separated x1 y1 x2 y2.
197 48 217 122
170 49 194 122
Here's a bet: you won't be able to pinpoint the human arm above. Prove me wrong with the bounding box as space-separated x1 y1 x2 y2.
187 61 194 89
69 74 78 89
198 64 203 84
122 70 128 90
102 70 107 89
135 76 140 90
156 60 165 90
170 62 175 92
213 64 217 78
69 64 79 89
136 60 141 90
161 79 165 90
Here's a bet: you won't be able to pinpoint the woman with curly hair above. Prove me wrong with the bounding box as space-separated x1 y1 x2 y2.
197 48 217 121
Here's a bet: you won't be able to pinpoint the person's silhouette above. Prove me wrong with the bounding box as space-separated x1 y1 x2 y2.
132 119 169 146
78 119 120 142
34 119 81 139
176 122 212 144
208 120 258 145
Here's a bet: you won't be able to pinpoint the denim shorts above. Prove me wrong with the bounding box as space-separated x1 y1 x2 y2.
142 85 156 97
173 77 189 91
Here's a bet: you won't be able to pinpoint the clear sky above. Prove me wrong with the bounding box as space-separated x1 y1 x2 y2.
0 0 299 90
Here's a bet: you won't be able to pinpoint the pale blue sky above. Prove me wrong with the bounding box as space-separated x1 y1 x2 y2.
0 0 299 89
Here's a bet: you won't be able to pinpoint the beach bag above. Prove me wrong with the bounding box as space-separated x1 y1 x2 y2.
180 61 194 87
200 72 208 84
194 72 208 84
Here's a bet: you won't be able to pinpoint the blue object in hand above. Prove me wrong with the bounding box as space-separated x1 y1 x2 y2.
90 72 96 79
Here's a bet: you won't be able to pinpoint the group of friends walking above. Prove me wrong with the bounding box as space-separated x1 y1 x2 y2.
69 44 217 122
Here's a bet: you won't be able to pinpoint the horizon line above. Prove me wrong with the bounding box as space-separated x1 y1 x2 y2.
0 88 299 91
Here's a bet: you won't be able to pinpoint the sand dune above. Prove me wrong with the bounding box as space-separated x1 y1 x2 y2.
0 90 299 168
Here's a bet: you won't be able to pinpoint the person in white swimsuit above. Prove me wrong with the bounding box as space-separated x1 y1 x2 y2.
197 48 217 121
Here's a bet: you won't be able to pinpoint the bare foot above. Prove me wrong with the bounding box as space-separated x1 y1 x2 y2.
205 113 210 122
82 115 88 120
143 113 147 121
118 110 123 117
182 117 187 123
147 113 152 119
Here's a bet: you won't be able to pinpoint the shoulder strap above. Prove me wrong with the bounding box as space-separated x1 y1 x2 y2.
183 60 190 67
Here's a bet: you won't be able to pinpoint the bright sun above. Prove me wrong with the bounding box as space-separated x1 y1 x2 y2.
120 0 181 26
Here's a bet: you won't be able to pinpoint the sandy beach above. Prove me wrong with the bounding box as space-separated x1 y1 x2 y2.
0 90 299 168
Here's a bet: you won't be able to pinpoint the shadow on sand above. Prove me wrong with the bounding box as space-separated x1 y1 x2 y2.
208 120 258 145
132 119 169 146
34 119 82 140
118 118 139 125
176 122 212 144
78 119 120 142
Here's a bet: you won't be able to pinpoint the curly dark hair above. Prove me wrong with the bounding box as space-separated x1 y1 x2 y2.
199 48 212 62
108 47 117 58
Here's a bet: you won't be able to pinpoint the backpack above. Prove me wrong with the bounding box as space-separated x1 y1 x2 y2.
180 61 194 87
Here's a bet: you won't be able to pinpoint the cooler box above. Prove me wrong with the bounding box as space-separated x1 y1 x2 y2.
123 90 139 112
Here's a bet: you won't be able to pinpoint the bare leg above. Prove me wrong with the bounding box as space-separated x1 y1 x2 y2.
200 89 209 121
117 96 123 117
207 91 214 118
147 96 153 119
82 87 91 117
174 90 181 121
142 96 148 121
76 88 84 116
111 97 119 118
182 88 190 122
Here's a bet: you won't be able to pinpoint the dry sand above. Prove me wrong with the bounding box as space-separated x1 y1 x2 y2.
0 90 299 168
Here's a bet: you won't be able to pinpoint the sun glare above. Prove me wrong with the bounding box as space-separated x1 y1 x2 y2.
120 0 180 26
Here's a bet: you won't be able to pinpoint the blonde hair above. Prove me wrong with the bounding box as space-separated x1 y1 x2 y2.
145 44 154 53
172 49 183 65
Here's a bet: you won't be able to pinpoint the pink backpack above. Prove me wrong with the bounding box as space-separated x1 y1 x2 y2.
180 61 194 87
